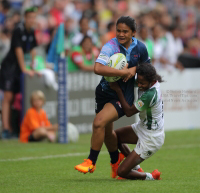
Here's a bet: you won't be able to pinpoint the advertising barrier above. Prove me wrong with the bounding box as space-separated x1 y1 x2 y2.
159 69 200 130
24 69 200 133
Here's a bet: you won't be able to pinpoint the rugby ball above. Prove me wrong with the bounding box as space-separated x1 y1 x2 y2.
104 53 127 82
67 122 79 143
56 122 79 143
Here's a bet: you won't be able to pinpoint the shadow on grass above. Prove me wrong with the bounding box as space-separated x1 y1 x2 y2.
64 178 132 183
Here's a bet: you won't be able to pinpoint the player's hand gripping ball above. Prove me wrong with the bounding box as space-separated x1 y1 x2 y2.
104 53 127 82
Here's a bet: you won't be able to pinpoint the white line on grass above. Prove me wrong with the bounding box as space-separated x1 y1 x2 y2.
0 144 199 162
0 151 108 162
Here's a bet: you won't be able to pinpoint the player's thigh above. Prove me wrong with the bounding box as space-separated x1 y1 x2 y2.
93 103 118 129
118 150 144 175
115 125 138 144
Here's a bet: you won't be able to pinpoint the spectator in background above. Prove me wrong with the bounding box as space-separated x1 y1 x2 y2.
8 0 23 10
64 15 76 55
0 0 11 29
35 15 50 46
12 10 21 26
3 14 14 32
64 0 83 23
39 0 54 16
68 35 99 72
20 90 58 143
89 11 99 33
0 28 11 63
101 21 116 45
71 16 100 48
151 24 169 71
49 0 65 27
138 25 154 60
165 24 184 71
0 7 37 139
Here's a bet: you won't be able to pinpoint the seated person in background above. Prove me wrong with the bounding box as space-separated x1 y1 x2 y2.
20 90 58 143
68 35 99 72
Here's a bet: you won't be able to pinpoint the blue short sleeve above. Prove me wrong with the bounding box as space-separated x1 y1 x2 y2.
96 38 120 66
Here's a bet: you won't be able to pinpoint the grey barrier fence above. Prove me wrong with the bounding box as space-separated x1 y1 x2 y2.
24 72 137 133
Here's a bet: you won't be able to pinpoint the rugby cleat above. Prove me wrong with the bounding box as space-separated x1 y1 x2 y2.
74 159 96 174
110 153 125 178
137 168 144 173
117 176 126 180
151 169 161 180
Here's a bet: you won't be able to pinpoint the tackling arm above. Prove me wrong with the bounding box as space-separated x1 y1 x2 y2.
110 82 139 117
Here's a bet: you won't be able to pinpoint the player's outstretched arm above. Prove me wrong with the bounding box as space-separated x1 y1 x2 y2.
110 82 139 117
94 62 131 77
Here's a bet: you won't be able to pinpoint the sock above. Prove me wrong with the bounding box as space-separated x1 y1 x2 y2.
88 148 100 164
133 165 140 170
145 173 154 180
109 150 119 164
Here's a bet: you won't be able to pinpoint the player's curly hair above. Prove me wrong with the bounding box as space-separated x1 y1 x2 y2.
137 63 164 83
116 16 137 32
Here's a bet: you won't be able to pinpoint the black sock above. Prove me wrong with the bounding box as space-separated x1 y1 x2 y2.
109 150 119 164
88 148 100 164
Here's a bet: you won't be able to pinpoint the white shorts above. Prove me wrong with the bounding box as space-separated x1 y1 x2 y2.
131 122 165 160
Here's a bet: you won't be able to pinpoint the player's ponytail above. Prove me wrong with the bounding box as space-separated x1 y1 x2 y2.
137 63 164 83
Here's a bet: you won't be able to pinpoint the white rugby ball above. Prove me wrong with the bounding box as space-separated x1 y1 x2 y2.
67 122 79 143
56 122 79 143
104 53 127 82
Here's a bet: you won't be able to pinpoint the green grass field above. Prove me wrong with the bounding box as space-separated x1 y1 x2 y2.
0 129 200 193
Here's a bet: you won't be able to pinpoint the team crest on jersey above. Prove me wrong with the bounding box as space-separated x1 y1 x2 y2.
137 100 144 108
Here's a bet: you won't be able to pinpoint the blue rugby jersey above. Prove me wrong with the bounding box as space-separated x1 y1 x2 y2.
96 37 151 106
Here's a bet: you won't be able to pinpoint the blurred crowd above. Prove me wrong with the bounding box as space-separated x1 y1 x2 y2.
0 0 200 140
0 0 200 72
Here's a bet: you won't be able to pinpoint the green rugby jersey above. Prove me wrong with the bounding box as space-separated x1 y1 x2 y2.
135 81 164 130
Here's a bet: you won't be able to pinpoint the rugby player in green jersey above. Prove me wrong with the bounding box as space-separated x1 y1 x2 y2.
110 63 165 180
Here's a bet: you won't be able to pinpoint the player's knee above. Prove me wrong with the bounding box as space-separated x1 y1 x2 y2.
117 166 128 178
38 128 47 137
93 117 105 130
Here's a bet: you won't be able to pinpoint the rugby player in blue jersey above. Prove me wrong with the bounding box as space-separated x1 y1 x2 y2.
75 16 150 177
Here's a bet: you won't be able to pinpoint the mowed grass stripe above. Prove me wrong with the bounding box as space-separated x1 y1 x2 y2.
0 143 199 162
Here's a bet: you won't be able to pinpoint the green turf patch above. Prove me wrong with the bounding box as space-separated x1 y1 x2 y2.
0 129 200 193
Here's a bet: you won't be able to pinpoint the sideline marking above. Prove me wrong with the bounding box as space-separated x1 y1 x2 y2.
0 144 199 162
